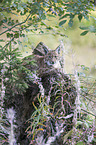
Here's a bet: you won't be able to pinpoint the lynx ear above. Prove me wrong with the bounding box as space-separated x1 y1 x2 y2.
55 45 60 54
33 42 49 56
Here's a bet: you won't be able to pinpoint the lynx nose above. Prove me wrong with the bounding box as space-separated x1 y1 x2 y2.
46 61 54 66
51 61 54 65
53 60 61 69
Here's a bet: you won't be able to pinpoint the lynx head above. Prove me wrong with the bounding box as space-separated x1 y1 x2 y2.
43 47 61 69
33 42 61 69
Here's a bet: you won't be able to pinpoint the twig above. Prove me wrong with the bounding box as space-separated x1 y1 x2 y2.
81 109 96 117
82 95 96 103
0 13 31 36
2 37 14 49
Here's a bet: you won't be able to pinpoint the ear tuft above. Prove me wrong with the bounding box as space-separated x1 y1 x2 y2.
55 45 60 54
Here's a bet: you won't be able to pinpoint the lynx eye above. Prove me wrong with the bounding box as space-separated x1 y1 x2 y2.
49 56 51 58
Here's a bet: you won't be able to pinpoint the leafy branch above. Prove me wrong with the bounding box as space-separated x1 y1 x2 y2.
0 13 32 36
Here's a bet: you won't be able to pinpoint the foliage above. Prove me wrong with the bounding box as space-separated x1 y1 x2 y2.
0 0 95 90
74 65 96 144
26 65 96 144
80 22 96 36
26 96 52 141
0 0 96 144
0 0 95 39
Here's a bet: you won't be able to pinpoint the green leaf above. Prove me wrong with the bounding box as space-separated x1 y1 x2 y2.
90 16 96 20
46 26 53 30
47 14 56 17
14 33 19 38
68 19 73 27
0 20 3 26
89 26 96 33
76 141 84 145
20 34 25 37
42 14 46 20
84 15 89 21
0 8 3 12
59 20 67 26
80 31 89 36
59 14 70 20
78 14 83 22
0 39 4 42
39 30 44 34
23 83 28 89
16 19 19 23
7 33 13 38
79 27 88 30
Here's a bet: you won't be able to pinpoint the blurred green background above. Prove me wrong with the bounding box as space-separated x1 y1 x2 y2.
18 10 96 77
0 1 96 77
